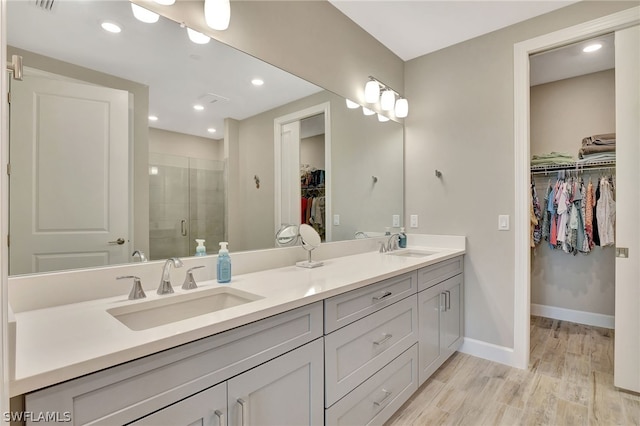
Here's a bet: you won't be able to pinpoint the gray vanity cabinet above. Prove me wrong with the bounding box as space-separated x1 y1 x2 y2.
130 382 227 426
417 256 464 385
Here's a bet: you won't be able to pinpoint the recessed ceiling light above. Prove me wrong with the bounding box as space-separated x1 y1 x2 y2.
148 115 159 121
153 0 176 5
583 43 602 53
193 104 205 111
207 128 216 133
131 3 159 23
251 78 264 86
187 28 210 44
101 21 122 34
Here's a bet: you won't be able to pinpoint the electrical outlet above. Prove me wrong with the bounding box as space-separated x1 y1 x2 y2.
333 214 340 226
410 215 418 228
392 215 400 227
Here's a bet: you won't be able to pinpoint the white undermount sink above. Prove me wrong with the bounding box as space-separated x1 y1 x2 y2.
387 249 439 258
107 287 263 331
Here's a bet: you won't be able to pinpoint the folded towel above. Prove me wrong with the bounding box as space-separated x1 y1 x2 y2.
576 152 616 165
531 152 575 166
582 133 616 146
579 144 616 158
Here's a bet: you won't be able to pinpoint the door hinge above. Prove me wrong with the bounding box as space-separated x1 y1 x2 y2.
7 235 9 247
6 163 10 175
7 91 10 105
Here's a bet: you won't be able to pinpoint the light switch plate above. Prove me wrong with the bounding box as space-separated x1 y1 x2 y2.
392 215 400 227
498 215 509 230
333 214 340 226
410 215 418 228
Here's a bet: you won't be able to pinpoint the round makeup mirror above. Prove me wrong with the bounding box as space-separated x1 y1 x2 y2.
296 224 323 268
276 224 300 247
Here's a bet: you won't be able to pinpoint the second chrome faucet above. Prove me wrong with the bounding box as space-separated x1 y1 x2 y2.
158 257 184 295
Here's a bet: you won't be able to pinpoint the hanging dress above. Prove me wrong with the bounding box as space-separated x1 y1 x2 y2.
596 177 616 246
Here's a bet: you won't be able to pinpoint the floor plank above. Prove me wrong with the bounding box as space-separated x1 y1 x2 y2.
385 317 636 426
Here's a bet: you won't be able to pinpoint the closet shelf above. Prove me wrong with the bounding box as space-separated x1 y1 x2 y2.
530 159 615 174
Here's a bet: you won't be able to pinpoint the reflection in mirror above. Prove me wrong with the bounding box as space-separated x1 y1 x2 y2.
6 0 403 277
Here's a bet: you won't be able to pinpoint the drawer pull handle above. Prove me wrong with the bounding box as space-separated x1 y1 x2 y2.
446 290 451 310
372 291 392 301
238 398 247 426
373 389 392 407
214 410 225 426
373 333 393 346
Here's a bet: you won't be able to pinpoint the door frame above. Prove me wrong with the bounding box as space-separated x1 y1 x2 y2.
274 102 331 241
513 6 640 369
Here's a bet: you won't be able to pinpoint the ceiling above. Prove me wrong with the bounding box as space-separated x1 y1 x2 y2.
328 0 580 61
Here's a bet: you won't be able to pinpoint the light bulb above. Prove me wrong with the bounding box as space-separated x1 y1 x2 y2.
364 80 380 104
377 114 389 122
205 0 231 31
583 43 602 53
187 28 210 44
395 98 409 118
362 107 375 116
380 90 395 111
345 99 359 109
131 3 159 23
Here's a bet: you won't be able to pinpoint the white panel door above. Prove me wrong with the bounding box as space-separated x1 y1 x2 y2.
9 74 130 274
614 25 640 393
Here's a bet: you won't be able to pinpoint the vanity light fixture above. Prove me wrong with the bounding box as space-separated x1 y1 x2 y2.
187 27 210 44
101 21 122 34
153 0 176 5
380 89 395 111
362 107 375 116
345 99 359 109
377 114 389 122
395 98 409 118
251 78 264 86
148 115 159 121
131 3 159 23
204 0 231 31
193 104 205 111
583 43 602 53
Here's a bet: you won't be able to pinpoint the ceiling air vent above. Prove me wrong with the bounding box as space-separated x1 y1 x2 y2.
34 0 55 11
198 92 230 105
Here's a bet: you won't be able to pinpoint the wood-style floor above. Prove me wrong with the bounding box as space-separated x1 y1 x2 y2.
386 316 640 425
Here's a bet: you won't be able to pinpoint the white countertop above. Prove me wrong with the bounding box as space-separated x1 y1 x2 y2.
10 245 464 396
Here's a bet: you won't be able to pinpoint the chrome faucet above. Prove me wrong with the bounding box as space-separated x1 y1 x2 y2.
386 233 400 252
158 257 184 295
182 266 205 290
132 250 147 262
117 275 146 300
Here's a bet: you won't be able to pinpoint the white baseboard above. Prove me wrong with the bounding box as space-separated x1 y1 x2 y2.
531 304 614 329
459 337 519 368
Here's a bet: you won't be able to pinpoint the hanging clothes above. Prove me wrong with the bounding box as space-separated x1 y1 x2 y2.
585 179 595 249
596 177 616 246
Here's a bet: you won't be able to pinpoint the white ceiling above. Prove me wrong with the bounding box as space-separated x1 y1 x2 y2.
328 0 580 61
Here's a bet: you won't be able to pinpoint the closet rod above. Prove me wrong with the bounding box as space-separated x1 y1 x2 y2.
530 160 615 175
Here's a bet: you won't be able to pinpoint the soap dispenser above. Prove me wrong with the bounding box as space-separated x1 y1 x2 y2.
195 239 206 256
217 242 232 283
399 227 407 248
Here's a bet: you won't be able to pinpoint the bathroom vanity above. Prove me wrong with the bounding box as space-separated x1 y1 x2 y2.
10 239 464 425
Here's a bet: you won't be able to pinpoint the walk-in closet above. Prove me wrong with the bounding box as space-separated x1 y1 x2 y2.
529 34 616 331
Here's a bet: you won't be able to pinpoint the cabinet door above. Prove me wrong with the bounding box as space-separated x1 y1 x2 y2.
441 274 464 357
130 382 226 426
227 339 324 426
418 284 443 386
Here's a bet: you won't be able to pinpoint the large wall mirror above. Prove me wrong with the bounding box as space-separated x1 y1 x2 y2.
6 0 403 276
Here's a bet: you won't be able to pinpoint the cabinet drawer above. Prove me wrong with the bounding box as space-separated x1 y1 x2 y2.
26 302 322 426
324 271 417 333
326 344 418 426
418 256 463 291
325 295 418 407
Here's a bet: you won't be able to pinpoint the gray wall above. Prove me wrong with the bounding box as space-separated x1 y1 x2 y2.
404 1 635 348
530 70 616 316
149 127 223 161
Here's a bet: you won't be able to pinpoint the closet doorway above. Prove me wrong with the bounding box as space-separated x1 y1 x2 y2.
513 7 640 392
274 103 332 242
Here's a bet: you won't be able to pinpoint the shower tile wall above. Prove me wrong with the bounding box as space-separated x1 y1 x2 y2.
149 153 225 260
